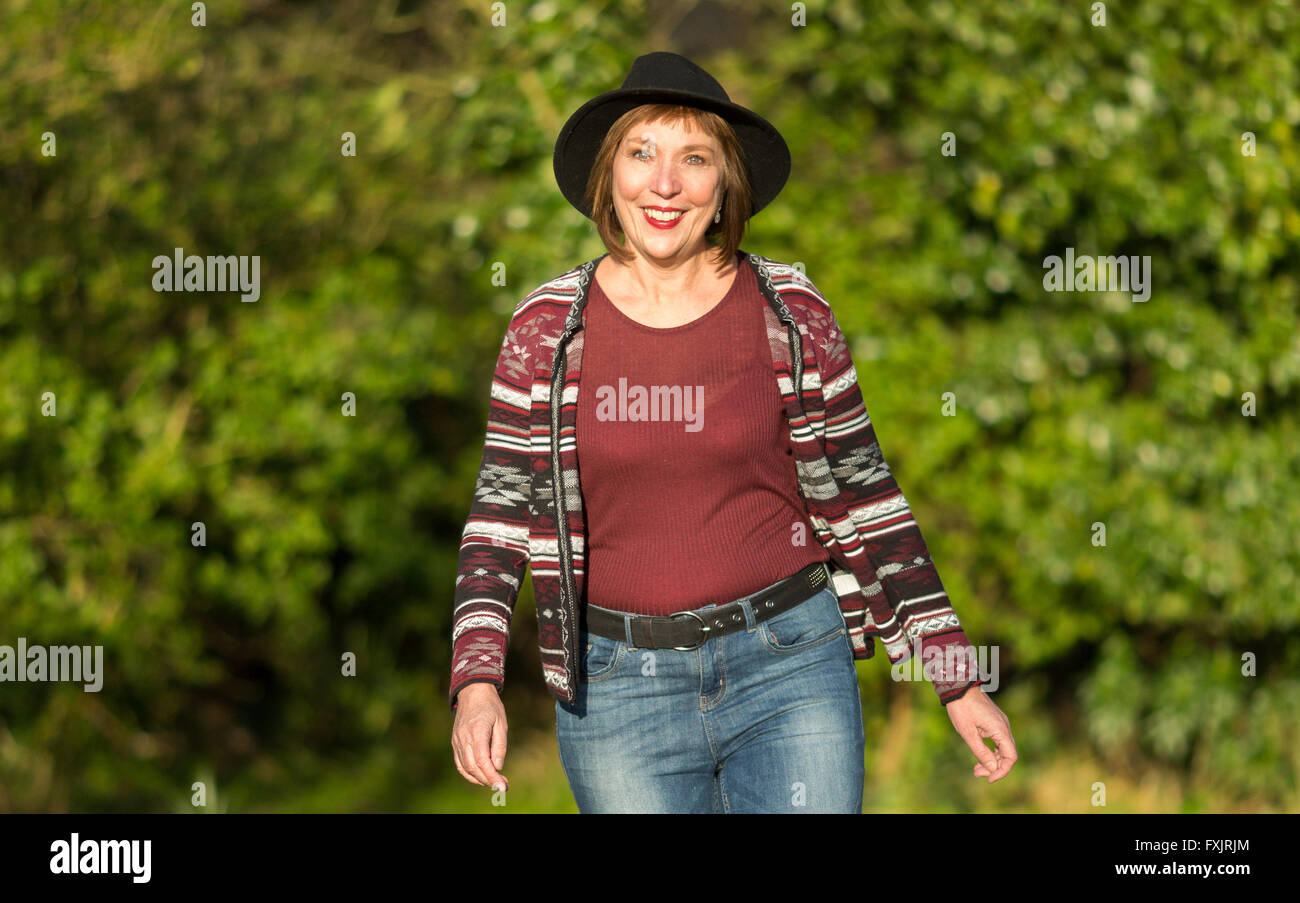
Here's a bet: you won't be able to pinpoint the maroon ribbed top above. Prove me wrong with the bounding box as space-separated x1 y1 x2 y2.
576 252 829 615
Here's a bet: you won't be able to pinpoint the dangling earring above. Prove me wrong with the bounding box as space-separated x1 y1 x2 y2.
713 205 722 223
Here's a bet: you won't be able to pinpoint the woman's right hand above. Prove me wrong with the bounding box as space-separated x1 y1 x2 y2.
451 683 509 790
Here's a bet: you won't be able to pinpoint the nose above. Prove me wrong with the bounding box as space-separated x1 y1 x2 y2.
650 158 682 197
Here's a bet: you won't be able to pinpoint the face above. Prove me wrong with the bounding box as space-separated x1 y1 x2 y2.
609 117 724 264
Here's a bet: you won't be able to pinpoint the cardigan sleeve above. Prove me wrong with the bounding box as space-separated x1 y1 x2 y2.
798 272 987 705
448 313 535 711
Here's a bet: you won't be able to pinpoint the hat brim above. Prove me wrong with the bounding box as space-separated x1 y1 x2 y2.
553 87 791 220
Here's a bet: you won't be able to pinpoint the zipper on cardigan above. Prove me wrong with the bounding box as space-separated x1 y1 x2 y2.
548 336 578 694
787 316 803 405
547 256 604 695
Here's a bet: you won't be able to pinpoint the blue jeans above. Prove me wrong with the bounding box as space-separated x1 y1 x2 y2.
555 572 865 813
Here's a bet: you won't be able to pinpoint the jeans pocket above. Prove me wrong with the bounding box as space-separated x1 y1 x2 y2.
759 586 845 654
583 632 624 682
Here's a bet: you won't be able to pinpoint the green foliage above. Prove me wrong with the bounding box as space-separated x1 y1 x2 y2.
0 0 1295 811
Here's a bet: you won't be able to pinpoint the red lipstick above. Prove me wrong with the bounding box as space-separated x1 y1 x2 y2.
641 206 686 229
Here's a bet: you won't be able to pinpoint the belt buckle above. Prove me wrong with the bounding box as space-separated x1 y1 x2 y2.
668 609 710 651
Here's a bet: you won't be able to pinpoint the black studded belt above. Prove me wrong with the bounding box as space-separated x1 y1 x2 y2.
583 561 832 651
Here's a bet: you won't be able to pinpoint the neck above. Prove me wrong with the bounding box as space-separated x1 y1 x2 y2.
605 246 737 305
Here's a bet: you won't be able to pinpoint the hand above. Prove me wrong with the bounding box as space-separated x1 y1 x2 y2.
451 683 509 791
946 686 1017 783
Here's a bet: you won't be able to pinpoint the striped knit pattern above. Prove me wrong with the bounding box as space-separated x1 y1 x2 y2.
450 249 986 709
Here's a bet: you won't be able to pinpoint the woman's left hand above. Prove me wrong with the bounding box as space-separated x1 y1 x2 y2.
946 687 1018 783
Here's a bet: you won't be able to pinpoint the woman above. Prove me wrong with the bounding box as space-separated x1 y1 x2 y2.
450 52 1017 812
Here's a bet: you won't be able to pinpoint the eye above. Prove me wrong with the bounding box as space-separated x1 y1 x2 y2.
630 149 710 164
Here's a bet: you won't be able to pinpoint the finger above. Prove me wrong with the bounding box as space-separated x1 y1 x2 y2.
490 715 509 773
993 725 1018 761
473 724 507 791
461 738 491 786
960 729 1000 777
454 737 480 789
985 727 1018 781
455 758 480 786
989 749 1018 781
452 736 482 786
470 723 505 789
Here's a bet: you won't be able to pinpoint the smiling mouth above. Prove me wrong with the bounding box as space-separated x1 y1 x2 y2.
642 207 686 225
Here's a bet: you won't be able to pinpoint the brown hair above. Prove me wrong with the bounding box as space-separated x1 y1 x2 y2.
583 104 753 270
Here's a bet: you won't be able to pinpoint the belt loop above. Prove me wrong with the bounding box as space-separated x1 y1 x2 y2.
740 598 755 631
624 614 636 649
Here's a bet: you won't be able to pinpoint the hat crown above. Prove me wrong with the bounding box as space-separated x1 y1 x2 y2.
620 52 731 103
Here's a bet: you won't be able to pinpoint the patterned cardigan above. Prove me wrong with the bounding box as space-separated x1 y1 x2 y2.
450 249 986 709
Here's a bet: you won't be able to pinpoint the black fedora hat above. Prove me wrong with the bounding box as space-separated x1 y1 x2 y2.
553 51 791 220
